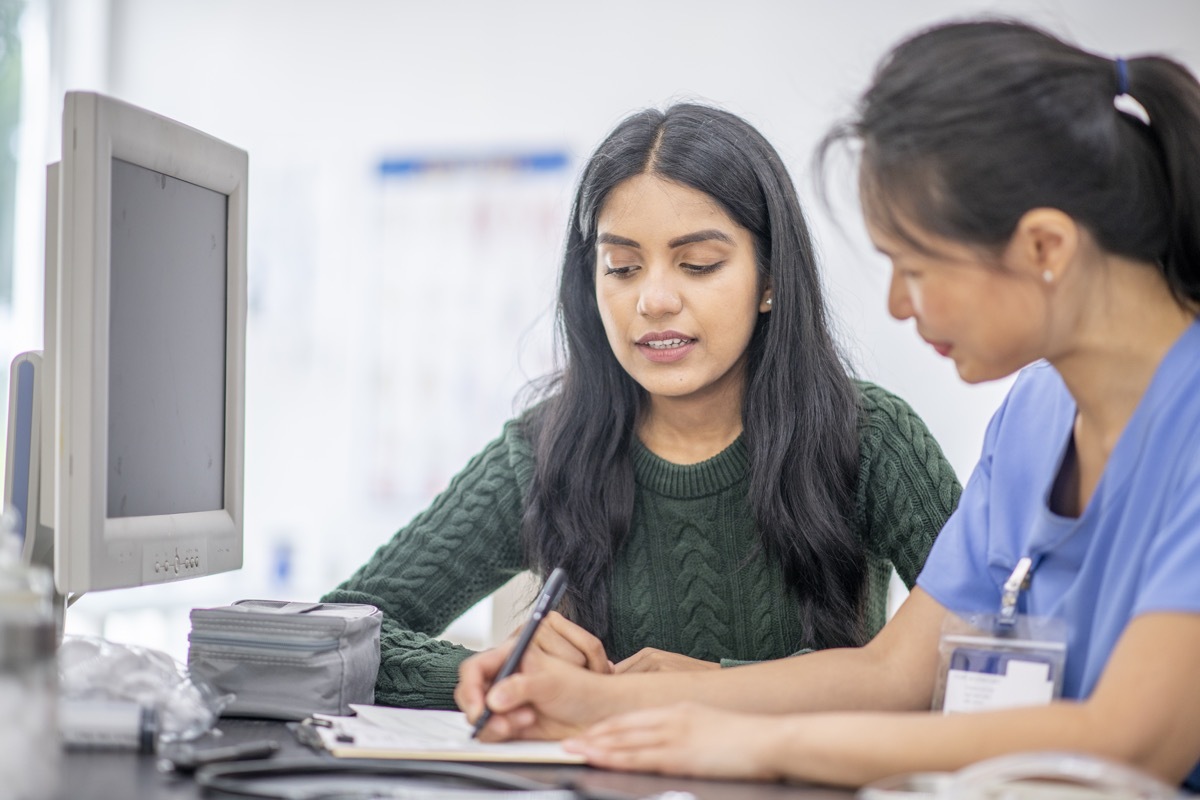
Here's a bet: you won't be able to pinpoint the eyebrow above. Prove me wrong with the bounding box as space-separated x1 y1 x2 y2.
668 229 734 248
596 229 734 249
597 233 640 248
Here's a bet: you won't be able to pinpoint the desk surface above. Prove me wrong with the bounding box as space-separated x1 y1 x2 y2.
62 718 855 800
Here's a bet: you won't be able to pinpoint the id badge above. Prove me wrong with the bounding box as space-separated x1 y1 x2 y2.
931 559 1067 714
933 616 1066 714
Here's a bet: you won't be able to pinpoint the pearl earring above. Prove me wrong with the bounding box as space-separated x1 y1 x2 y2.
1042 270 1054 284
765 298 773 306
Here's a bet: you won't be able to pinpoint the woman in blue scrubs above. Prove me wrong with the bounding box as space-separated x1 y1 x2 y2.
457 18 1200 789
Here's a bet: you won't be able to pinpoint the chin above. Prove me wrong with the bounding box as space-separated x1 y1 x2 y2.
955 369 995 385
954 358 1025 385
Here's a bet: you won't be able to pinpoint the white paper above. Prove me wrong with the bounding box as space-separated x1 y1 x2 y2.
310 705 584 764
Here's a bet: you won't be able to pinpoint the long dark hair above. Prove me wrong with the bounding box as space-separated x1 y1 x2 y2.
519 104 864 649
819 18 1200 303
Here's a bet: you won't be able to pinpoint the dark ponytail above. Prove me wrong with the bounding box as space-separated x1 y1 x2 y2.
819 19 1200 303
1123 55 1200 302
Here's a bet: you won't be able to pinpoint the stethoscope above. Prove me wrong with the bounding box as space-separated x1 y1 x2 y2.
194 756 657 800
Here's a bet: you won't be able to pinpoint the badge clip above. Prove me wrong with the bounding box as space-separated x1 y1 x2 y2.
997 556 1033 633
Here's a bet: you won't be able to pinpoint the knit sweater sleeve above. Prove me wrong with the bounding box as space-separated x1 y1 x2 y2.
853 381 962 587
320 419 532 709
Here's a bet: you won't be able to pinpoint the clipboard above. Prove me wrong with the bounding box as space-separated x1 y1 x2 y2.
300 704 586 765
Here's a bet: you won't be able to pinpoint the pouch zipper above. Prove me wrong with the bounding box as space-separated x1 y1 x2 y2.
188 632 340 653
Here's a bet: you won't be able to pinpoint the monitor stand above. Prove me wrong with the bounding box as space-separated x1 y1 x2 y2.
4 350 67 639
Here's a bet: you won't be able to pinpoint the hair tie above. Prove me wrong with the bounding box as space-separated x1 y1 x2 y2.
1113 57 1151 126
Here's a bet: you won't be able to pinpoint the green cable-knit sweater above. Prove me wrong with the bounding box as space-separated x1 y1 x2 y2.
322 381 961 709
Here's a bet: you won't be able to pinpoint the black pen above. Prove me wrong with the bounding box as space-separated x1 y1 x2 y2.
158 740 280 774
470 567 569 739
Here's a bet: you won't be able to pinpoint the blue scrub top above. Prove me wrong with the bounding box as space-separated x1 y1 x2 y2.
918 319 1200 784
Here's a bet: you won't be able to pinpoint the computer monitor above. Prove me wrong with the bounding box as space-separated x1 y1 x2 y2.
3 90 247 597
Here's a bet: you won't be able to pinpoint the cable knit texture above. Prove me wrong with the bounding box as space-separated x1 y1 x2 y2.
321 381 961 708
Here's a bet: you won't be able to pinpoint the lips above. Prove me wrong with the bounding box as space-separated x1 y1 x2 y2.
635 330 697 363
917 332 952 357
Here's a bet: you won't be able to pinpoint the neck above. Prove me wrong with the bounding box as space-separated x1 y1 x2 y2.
638 382 744 465
1049 254 1196 453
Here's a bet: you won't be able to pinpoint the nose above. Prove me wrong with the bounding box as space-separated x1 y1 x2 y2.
887 268 913 321
636 269 683 318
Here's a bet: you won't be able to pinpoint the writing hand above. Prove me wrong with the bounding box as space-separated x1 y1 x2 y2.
456 645 613 741
614 648 721 674
456 611 611 735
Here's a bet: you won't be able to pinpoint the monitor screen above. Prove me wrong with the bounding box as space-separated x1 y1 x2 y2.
108 158 227 520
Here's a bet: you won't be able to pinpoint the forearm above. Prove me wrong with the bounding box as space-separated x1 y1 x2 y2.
322 546 512 708
771 703 1170 788
374 620 476 709
595 591 944 718
599 641 931 717
771 611 1200 788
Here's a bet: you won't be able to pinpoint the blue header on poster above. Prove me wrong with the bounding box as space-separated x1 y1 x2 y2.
379 151 570 179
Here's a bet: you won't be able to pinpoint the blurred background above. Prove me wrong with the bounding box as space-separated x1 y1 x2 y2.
1 0 1196 663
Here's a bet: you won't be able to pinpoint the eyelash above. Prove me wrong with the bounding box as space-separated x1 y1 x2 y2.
602 262 725 278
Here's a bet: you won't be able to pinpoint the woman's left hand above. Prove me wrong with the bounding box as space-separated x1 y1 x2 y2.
564 702 784 781
613 648 721 674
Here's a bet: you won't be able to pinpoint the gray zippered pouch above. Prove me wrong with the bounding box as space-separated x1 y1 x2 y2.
187 599 381 720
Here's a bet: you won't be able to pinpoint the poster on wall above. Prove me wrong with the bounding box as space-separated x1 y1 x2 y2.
370 151 572 504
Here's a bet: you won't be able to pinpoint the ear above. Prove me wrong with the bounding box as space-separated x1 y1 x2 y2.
759 284 774 313
1007 208 1080 285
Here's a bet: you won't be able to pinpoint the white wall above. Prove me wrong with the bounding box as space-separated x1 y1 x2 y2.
15 0 1199 656
96 0 1199 470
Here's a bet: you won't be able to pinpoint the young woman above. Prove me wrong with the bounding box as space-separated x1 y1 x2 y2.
322 104 959 710
456 20 1200 790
